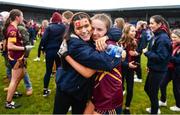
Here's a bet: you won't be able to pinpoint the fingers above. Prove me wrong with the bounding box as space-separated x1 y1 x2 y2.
95 40 107 51
131 64 137 68
129 61 137 69
143 48 148 53
122 51 126 59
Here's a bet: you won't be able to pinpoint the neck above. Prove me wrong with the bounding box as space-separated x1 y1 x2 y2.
11 21 18 29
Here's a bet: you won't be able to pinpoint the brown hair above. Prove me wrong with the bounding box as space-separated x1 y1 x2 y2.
42 20 49 28
119 23 137 50
62 10 73 20
114 17 125 30
91 13 112 30
63 12 91 40
172 29 180 38
136 20 145 30
150 15 170 36
3 9 22 37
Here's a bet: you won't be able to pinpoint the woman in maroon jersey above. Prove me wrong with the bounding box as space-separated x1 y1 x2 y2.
3 9 33 109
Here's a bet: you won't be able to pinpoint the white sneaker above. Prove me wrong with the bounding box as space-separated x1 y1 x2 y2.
68 106 72 112
43 89 51 97
170 105 180 112
159 100 167 107
123 90 126 96
146 107 161 114
134 78 142 83
134 74 137 79
5 101 21 109
33 57 40 61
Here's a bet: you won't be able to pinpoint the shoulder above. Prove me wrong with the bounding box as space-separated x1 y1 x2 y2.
59 23 66 27
155 34 171 49
57 23 66 30
107 27 122 42
49 23 65 31
68 36 90 50
158 32 169 39
157 33 170 42
7 25 17 32
68 36 85 45
18 25 26 31
142 30 147 35
7 25 17 37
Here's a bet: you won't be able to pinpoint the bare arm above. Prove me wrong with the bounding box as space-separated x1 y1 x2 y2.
65 55 96 78
0 42 2 50
8 42 24 51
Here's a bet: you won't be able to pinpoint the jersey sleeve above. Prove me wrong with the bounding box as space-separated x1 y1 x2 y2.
8 30 17 43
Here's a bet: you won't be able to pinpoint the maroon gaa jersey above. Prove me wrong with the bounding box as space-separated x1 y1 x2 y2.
6 24 24 60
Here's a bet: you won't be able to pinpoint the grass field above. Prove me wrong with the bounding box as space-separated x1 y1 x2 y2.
0 39 180 114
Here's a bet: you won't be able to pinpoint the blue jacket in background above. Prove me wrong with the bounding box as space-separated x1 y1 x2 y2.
41 23 66 53
144 30 172 72
107 27 122 42
28 27 36 41
170 44 180 76
56 37 121 101
136 29 148 54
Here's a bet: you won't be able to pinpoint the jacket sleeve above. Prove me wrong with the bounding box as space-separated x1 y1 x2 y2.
107 27 122 42
121 60 129 68
170 53 180 64
137 31 148 54
144 38 171 63
68 38 121 71
41 27 49 48
18 26 30 45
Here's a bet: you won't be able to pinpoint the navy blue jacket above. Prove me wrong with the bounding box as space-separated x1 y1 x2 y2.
41 23 65 52
107 27 122 42
56 37 121 101
28 27 36 41
170 44 180 76
144 30 172 72
136 29 148 54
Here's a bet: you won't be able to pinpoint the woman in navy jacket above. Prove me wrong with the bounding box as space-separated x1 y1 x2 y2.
41 12 66 96
159 29 180 111
143 15 172 114
53 12 121 114
169 29 180 111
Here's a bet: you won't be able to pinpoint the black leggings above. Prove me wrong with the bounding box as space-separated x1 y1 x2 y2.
124 68 134 107
37 40 43 57
173 72 180 107
134 55 142 79
160 69 173 102
44 53 60 88
53 89 87 114
144 70 166 114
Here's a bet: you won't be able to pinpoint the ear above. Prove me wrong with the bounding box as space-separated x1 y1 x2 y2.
15 15 20 21
157 22 162 28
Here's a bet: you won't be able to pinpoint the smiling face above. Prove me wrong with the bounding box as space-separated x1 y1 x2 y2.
129 25 136 39
74 18 92 41
91 19 107 40
149 18 161 32
171 33 180 43
16 12 24 24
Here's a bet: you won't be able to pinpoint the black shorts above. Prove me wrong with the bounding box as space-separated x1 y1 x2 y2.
9 60 25 69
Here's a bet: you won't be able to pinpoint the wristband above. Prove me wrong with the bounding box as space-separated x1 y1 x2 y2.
62 51 69 58
24 46 26 51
